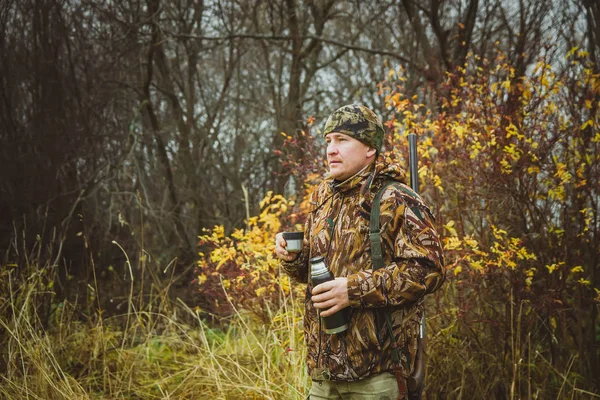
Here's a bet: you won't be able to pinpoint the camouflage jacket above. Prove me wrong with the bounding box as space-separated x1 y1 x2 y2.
281 160 445 381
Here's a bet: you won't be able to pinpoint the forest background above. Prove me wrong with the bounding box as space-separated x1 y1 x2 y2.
1 0 599 399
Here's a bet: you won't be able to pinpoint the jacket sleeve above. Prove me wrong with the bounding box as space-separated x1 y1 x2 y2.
346 187 445 308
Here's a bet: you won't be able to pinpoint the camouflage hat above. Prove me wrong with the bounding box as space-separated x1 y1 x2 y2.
323 104 385 153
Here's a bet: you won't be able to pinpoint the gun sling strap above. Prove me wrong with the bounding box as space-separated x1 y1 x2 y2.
369 180 424 400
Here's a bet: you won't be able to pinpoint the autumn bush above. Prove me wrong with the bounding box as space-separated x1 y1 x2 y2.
380 47 600 397
195 191 306 321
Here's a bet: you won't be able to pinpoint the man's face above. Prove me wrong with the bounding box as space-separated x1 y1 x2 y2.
326 132 376 181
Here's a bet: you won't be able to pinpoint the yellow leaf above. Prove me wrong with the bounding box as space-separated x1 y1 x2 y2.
280 275 290 294
581 119 593 130
546 263 558 274
577 49 589 58
500 159 512 174
433 175 444 194
444 237 462 250
444 220 458 237
566 46 579 58
464 237 479 248
470 260 484 272
259 192 273 209
505 123 521 139
453 124 465 139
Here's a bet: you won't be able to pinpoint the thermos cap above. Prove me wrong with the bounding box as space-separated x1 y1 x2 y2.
282 231 304 240
310 256 325 264
310 256 329 277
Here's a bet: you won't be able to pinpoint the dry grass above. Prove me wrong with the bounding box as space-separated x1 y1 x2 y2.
1 281 308 399
0 232 308 400
1 230 598 399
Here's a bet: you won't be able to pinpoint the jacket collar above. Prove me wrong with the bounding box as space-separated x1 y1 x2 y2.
330 162 374 192
326 158 407 195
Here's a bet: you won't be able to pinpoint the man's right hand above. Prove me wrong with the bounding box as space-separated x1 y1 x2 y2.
275 232 299 262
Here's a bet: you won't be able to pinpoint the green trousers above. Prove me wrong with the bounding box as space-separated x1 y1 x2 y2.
309 372 399 400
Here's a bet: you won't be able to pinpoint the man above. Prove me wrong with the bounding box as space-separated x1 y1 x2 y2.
275 104 445 399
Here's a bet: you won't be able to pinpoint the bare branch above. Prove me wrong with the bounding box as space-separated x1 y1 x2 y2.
174 32 417 66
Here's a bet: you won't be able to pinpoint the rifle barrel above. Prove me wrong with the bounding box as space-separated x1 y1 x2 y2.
408 133 419 193
408 133 426 340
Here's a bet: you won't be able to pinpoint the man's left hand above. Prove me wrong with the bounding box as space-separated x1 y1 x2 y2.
311 277 350 317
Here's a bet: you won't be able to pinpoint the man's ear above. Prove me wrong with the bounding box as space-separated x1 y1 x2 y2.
366 147 377 158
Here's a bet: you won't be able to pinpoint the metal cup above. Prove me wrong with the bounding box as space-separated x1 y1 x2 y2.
282 231 304 253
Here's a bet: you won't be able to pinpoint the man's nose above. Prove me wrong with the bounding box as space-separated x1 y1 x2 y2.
327 142 337 155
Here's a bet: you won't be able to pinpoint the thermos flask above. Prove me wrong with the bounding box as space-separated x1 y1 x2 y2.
310 256 348 334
